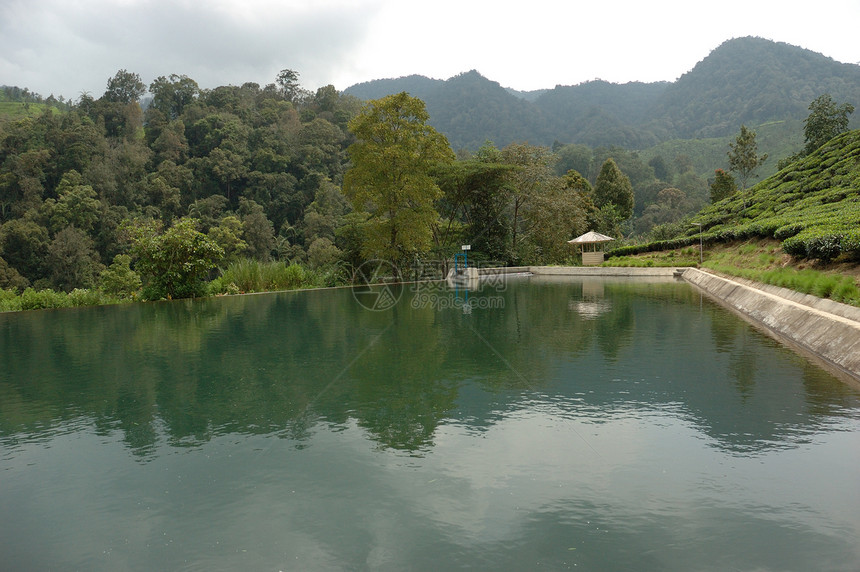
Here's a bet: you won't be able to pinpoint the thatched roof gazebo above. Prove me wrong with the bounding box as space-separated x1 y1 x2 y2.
568 231 615 266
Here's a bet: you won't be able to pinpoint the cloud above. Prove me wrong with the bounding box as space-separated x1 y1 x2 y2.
1 0 858 100
0 0 381 99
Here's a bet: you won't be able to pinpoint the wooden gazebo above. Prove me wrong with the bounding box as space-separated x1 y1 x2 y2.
568 231 615 266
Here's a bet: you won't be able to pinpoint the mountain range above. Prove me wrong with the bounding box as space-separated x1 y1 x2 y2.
344 37 860 152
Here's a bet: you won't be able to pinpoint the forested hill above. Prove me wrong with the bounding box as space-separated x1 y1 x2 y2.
344 37 860 150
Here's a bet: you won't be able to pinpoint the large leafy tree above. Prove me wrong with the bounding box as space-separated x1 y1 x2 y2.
803 94 855 155
276 69 303 103
45 226 104 292
149 74 199 119
524 171 592 264
594 158 634 223
433 148 514 263
126 218 224 300
710 169 737 203
0 218 50 281
343 92 454 272
500 142 556 262
727 124 767 191
103 69 146 104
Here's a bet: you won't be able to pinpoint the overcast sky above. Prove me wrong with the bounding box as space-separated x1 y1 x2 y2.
2 0 859 101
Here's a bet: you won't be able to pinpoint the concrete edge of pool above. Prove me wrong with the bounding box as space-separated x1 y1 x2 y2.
680 267 860 385
477 265 860 384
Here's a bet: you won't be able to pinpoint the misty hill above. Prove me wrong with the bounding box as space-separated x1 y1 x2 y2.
347 70 550 149
648 37 860 139
344 37 860 151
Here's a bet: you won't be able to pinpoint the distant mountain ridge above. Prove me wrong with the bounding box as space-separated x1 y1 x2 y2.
344 37 860 151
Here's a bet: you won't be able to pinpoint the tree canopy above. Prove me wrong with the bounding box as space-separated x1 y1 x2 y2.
803 94 855 155
593 158 635 235
727 125 767 191
343 92 454 271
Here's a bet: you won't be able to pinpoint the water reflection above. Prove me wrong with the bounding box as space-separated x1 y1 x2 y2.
1 278 858 459
568 278 612 319
3 278 860 570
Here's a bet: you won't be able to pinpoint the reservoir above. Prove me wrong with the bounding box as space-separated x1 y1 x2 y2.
2 276 859 571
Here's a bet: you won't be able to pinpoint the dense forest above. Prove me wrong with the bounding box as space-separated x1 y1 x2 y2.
0 71 705 301
0 36 858 306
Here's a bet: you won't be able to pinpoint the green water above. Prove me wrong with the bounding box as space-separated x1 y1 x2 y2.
2 276 859 571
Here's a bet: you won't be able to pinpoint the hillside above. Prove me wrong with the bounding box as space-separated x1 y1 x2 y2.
611 129 860 263
345 37 860 153
647 37 860 139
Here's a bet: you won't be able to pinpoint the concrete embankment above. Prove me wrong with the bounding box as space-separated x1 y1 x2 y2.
528 266 678 277
682 267 860 383
475 266 680 277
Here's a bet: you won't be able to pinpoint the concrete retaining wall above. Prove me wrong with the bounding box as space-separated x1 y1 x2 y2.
529 266 680 277
477 266 531 276
682 268 860 382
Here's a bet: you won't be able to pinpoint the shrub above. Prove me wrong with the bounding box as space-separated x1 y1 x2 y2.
99 254 141 298
18 288 68 310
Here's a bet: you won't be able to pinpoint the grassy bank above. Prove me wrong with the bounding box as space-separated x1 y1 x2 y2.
0 260 350 313
700 240 860 305
607 238 860 307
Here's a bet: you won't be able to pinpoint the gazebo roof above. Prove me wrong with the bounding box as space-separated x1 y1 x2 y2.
567 231 615 244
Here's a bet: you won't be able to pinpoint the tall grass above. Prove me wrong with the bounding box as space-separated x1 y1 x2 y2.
213 259 348 294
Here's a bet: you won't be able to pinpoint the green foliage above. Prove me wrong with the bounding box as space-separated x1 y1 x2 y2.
710 169 737 203
525 172 592 264
344 92 455 269
604 253 699 268
804 94 855 155
307 237 342 269
614 130 860 263
102 70 146 104
215 259 343 293
127 218 224 300
594 158 634 222
207 215 246 262
0 287 122 312
500 143 559 262
237 198 275 261
44 170 102 233
446 146 514 262
727 125 768 190
0 68 367 308
46 226 104 291
99 254 141 298
149 74 199 119
0 255 29 290
705 263 860 306
0 218 49 279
